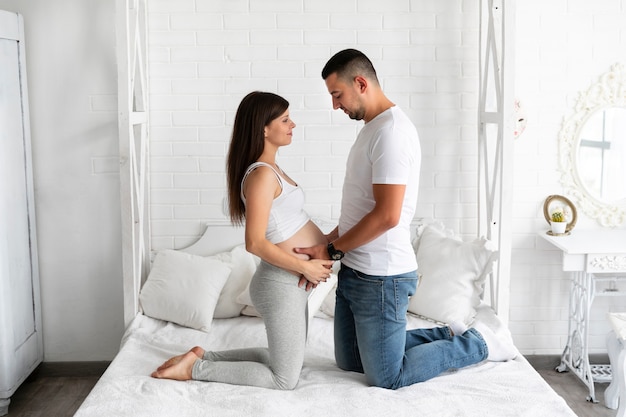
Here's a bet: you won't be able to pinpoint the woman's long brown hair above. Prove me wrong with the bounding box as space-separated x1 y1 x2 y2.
226 91 289 225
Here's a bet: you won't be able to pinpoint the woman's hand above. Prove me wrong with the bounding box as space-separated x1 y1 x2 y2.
297 258 334 291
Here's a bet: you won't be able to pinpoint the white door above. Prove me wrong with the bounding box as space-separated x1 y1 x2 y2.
0 11 43 414
0 35 36 351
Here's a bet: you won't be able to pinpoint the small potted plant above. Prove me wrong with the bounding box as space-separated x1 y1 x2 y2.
550 209 567 235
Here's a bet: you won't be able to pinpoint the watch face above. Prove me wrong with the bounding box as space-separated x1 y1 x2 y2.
328 243 344 260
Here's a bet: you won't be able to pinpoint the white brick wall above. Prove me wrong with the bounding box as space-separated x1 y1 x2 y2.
148 0 478 248
513 0 626 354
146 0 626 354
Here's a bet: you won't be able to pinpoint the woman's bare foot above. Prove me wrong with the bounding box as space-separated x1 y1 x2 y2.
151 351 198 380
151 346 204 378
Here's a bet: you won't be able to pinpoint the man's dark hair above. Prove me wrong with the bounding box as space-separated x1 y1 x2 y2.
321 49 379 84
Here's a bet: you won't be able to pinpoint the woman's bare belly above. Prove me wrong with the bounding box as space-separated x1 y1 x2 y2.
275 220 328 276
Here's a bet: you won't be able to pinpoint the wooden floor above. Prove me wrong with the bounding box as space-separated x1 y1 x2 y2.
2 357 621 417
4 362 108 417
526 355 617 417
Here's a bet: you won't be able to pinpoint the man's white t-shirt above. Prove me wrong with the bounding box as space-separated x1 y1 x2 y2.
339 106 421 276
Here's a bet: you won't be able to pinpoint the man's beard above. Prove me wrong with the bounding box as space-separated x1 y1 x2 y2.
347 107 365 121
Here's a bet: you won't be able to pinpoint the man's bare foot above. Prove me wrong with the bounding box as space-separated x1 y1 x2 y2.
152 346 204 377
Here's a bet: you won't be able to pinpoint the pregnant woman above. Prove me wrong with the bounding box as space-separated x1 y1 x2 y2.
151 91 335 390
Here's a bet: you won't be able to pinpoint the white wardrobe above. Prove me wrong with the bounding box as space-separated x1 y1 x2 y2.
0 10 43 416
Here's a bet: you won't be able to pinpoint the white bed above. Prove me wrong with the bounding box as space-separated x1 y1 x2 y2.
74 222 576 417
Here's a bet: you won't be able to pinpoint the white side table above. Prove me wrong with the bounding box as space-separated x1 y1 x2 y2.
539 229 626 403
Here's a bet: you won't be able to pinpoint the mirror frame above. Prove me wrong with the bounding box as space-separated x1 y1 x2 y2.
558 62 626 227
543 194 577 233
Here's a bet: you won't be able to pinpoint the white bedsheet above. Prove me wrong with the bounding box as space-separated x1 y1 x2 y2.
75 306 576 417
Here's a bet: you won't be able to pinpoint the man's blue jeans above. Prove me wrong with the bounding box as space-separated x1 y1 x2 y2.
334 264 488 389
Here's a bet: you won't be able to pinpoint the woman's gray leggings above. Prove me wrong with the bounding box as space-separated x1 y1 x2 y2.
191 260 309 390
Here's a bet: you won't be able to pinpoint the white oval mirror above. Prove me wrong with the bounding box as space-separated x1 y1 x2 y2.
576 107 626 203
558 63 626 227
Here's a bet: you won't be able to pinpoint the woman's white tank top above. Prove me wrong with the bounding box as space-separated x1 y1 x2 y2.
240 162 310 244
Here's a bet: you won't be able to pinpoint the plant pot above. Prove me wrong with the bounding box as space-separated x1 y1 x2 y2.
550 221 567 234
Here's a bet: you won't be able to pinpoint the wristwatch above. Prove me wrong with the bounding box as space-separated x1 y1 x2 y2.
327 242 345 261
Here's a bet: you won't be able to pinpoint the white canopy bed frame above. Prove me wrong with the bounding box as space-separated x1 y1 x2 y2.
117 0 516 329
117 0 151 328
74 1 577 416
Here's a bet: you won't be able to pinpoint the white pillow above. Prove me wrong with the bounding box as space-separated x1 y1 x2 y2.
235 281 257 316
209 244 260 318
318 286 337 317
139 249 231 332
307 274 337 325
408 223 498 325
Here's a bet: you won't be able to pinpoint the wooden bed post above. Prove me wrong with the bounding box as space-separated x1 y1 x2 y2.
116 0 150 328
478 0 515 324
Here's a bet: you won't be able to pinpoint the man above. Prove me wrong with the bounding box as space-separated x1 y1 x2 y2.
296 49 515 389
